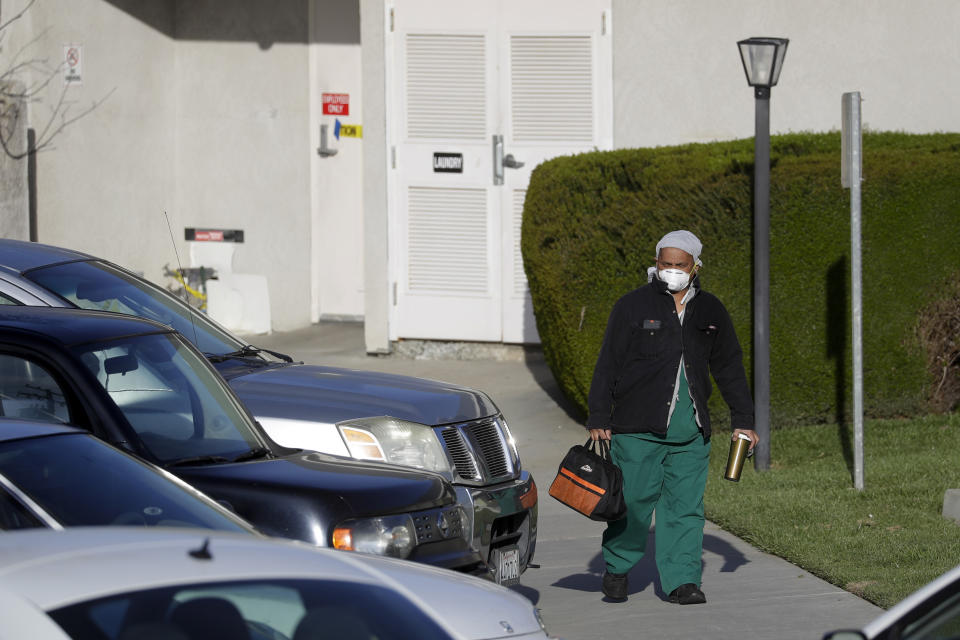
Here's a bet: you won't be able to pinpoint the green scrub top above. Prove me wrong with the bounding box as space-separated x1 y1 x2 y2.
636 363 700 444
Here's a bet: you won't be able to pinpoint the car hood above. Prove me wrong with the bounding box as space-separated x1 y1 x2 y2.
224 363 500 426
174 451 455 516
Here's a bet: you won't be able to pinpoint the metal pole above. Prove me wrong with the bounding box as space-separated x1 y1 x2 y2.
753 87 771 471
844 91 865 491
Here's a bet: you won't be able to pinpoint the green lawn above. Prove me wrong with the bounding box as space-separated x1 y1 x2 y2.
705 413 960 609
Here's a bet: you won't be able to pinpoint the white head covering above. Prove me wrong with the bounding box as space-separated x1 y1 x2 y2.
656 230 703 267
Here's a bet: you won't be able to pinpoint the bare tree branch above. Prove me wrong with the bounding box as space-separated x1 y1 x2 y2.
0 1 113 159
0 0 38 34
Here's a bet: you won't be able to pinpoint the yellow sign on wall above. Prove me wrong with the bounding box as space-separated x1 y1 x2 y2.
340 124 362 138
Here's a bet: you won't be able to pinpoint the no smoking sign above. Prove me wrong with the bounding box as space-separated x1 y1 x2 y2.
63 44 82 85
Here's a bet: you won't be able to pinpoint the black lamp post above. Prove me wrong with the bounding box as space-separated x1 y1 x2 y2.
737 37 788 472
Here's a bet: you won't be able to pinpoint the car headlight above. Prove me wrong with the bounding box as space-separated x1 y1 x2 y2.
337 417 450 474
332 514 416 558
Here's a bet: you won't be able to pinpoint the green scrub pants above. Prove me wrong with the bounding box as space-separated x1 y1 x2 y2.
601 432 711 595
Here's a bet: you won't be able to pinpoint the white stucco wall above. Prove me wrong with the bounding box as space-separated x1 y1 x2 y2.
9 0 177 278
309 0 365 322
173 2 313 332
612 0 960 148
6 0 328 333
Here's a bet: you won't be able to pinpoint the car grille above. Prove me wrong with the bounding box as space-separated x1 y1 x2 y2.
412 506 465 544
438 417 515 485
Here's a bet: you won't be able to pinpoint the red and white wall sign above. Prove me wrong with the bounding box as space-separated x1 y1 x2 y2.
322 93 350 115
194 230 224 242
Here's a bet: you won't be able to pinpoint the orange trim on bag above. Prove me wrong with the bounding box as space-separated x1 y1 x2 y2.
559 467 605 495
549 474 602 516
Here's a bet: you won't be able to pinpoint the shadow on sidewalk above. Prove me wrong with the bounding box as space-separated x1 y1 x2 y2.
549 530 750 601
523 348 586 424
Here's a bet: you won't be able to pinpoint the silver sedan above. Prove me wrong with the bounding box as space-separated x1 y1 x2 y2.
0 527 555 640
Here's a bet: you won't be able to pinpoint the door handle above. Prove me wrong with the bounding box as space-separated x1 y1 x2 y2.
492 134 504 185
503 154 525 169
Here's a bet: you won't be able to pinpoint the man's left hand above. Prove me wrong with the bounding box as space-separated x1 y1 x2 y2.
732 429 759 452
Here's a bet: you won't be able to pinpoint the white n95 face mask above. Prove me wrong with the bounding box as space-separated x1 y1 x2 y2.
658 268 691 292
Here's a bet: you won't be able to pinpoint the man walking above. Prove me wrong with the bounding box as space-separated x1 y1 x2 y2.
587 230 757 604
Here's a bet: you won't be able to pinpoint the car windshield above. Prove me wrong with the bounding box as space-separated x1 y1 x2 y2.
0 433 253 532
49 578 453 640
71 333 265 465
26 260 246 357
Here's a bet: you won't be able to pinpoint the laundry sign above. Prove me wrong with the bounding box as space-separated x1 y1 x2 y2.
433 152 463 173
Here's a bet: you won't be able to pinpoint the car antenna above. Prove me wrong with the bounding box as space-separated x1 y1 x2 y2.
188 537 213 561
163 211 200 347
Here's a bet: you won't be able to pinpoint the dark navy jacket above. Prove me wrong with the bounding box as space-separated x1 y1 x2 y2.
586 276 754 438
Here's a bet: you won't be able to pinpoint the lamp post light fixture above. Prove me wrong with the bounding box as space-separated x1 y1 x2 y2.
737 37 788 472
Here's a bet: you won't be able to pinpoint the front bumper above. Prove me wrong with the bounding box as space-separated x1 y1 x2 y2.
454 470 538 580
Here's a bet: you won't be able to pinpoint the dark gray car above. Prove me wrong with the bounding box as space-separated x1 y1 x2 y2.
0 239 537 584
0 420 257 534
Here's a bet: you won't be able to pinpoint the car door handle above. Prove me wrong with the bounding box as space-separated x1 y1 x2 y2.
503 154 525 169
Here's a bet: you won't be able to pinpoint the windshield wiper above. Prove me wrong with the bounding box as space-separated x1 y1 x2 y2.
166 455 232 468
205 345 294 364
231 447 272 463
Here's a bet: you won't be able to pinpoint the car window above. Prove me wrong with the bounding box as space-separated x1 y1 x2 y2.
0 434 253 531
49 579 454 640
0 291 20 306
0 484 44 530
901 589 960 639
71 333 264 464
25 260 247 357
0 354 70 423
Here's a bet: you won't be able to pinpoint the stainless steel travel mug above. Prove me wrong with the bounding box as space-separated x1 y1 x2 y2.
724 433 752 482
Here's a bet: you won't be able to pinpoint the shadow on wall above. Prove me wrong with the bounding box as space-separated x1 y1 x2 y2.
104 0 360 48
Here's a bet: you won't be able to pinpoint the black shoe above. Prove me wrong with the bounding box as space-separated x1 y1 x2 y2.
602 571 629 600
669 583 706 604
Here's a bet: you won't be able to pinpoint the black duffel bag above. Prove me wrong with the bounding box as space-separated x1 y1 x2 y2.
548 438 626 522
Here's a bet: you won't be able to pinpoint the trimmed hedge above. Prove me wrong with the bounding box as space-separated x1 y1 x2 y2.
521 132 960 427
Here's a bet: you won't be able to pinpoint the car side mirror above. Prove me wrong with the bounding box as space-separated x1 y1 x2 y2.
823 631 867 640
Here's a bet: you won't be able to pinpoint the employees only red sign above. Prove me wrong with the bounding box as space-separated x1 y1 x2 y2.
322 93 350 116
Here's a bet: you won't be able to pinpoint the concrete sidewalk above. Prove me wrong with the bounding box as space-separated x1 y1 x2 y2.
252 322 883 640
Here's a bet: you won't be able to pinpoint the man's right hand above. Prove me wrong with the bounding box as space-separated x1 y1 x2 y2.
589 428 612 441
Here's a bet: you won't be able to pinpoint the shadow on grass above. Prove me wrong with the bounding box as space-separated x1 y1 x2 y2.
827 257 855 481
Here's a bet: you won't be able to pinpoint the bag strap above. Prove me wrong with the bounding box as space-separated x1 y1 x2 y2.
585 437 612 460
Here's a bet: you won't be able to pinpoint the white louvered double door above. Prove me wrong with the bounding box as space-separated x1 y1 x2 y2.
390 0 612 343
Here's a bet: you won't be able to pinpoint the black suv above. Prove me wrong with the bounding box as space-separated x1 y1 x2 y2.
0 306 472 568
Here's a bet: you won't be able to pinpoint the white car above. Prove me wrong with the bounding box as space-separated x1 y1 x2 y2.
0 527 553 640
823 563 960 640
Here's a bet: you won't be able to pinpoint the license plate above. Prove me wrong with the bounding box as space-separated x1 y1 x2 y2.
492 546 520 586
